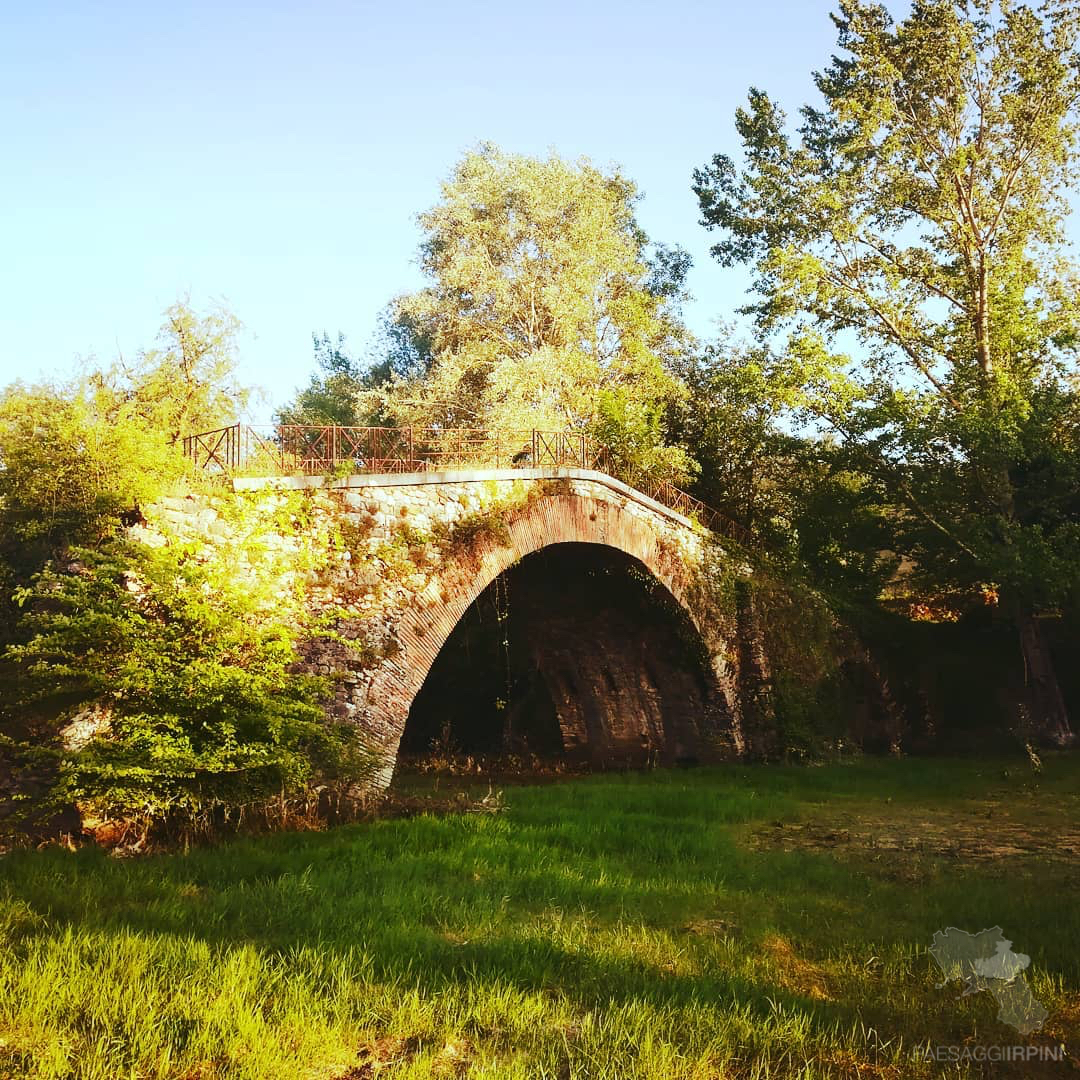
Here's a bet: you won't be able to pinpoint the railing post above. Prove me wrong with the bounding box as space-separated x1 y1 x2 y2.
531 429 538 467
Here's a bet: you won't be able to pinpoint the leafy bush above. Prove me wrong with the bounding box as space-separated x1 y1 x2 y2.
5 538 368 839
594 384 697 485
0 382 189 544
0 302 378 843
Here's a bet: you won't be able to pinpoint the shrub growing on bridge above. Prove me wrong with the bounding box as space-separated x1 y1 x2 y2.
0 305 375 842
4 535 369 843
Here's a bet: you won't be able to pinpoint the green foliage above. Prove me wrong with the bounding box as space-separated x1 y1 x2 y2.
666 340 900 607
695 0 1080 740
752 572 847 759
668 340 797 532
0 381 188 545
595 384 697 483
435 508 512 553
277 311 434 428
276 318 432 428
0 298 253 551
276 332 367 426
368 144 695 481
0 301 382 838
94 296 249 443
4 537 365 834
693 1 1080 593
0 759 1077 1077
783 446 901 610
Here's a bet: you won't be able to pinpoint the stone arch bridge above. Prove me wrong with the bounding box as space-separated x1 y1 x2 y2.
161 427 772 787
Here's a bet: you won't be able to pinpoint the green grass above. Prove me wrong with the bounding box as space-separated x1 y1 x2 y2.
1 756 1078 1078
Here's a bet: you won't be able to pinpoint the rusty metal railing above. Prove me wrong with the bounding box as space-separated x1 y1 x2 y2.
182 423 752 547
182 425 615 476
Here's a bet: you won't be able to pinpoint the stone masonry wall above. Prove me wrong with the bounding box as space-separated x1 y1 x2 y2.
133 468 762 788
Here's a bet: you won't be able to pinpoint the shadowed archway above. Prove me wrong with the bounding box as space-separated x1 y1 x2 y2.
358 489 748 785
398 543 723 770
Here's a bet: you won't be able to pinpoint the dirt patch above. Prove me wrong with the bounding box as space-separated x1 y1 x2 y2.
335 1035 474 1078
336 1035 422 1078
749 807 1080 864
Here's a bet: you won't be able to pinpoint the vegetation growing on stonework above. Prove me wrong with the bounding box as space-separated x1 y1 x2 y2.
366 480 540 572
5 1 1080 851
0 304 373 845
4 539 362 841
749 572 849 760
5 2 1080 1075
428 480 540 557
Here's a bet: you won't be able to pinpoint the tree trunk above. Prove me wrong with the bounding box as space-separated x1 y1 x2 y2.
1015 607 1073 747
734 579 775 760
976 258 992 376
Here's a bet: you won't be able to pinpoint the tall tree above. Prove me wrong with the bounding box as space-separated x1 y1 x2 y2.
0 298 253 548
100 297 249 443
369 144 695 480
694 0 1080 744
669 339 796 532
276 332 367 427
670 341 900 607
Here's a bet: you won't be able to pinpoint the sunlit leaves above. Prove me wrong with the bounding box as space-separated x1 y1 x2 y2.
0 383 189 544
695 0 1080 611
7 536 361 827
102 297 249 444
369 145 694 480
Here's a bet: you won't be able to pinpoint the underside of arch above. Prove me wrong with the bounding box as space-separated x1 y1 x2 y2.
361 491 743 784
400 543 728 768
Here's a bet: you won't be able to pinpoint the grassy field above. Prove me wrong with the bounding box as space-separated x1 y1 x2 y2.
1 755 1078 1079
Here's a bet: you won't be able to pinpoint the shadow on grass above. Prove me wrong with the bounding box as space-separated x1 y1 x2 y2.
4 759 1078 1056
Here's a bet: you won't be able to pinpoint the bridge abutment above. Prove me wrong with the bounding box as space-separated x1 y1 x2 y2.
135 468 760 786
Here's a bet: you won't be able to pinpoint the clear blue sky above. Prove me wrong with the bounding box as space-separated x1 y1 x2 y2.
2 0 842 419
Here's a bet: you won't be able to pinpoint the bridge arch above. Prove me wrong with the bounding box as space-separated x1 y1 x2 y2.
358 486 746 784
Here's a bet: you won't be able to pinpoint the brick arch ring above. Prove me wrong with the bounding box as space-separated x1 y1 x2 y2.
358 488 746 786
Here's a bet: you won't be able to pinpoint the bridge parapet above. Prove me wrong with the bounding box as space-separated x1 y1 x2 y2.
182 423 753 548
